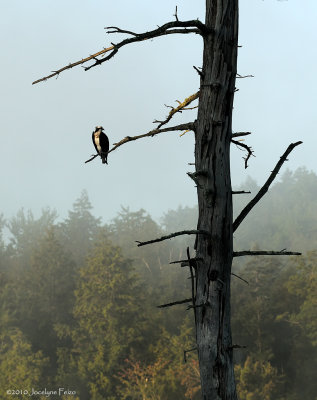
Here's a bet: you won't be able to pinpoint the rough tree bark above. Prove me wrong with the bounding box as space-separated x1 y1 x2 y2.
194 1 238 399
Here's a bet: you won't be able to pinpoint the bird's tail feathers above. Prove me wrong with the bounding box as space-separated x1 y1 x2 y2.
101 154 108 164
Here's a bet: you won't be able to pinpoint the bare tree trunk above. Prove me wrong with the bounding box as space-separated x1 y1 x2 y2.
195 1 239 399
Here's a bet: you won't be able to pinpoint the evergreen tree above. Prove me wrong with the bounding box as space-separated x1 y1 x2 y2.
0 214 5 255
235 356 284 400
231 253 317 400
14 228 76 381
161 205 197 262
58 233 150 399
7 208 57 260
232 256 286 360
276 253 317 399
0 329 48 399
283 251 317 345
59 190 102 267
107 207 168 296
108 207 191 335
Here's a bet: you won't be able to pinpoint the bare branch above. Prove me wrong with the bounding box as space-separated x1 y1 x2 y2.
233 250 301 257
105 26 138 36
174 6 179 21
229 344 247 350
179 129 192 137
232 190 251 195
236 73 254 79
136 229 210 247
33 20 210 84
169 257 202 266
231 273 249 285
232 132 252 138
109 122 195 155
233 141 303 232
85 154 99 164
157 298 192 308
155 92 200 129
183 105 199 111
32 46 115 84
231 139 255 169
193 65 204 78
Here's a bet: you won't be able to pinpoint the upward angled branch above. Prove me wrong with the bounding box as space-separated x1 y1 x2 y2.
33 20 210 85
233 141 303 232
154 92 200 129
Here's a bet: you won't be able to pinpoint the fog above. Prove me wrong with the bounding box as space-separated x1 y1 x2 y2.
1 0 316 222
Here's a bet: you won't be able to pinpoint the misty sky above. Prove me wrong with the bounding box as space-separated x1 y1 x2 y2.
1 0 316 224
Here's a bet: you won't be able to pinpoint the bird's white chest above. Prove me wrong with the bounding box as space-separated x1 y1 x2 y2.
94 133 102 153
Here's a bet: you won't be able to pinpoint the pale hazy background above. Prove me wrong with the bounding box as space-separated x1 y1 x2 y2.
1 0 316 222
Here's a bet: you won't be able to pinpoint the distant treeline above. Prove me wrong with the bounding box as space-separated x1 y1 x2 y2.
0 167 316 399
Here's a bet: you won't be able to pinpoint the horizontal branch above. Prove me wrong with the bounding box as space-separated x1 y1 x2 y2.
157 298 192 308
106 26 139 36
233 141 303 232
136 229 210 247
230 344 247 350
233 250 301 257
236 74 254 79
232 132 252 138
33 20 209 84
169 257 202 266
109 122 195 155
107 27 200 37
232 190 251 195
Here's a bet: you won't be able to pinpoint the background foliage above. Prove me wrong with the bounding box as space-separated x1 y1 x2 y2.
0 168 316 399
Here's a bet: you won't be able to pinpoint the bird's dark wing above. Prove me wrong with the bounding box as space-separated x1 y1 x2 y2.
100 132 109 154
92 132 99 154
99 132 109 164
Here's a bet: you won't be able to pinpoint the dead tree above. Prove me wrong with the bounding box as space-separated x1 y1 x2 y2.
34 1 302 399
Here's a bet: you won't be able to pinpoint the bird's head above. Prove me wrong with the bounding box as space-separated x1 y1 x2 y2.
95 126 104 131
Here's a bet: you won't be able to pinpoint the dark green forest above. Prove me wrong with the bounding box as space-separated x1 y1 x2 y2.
0 168 316 399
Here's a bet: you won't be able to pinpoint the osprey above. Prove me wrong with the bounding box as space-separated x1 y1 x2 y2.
92 126 109 164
